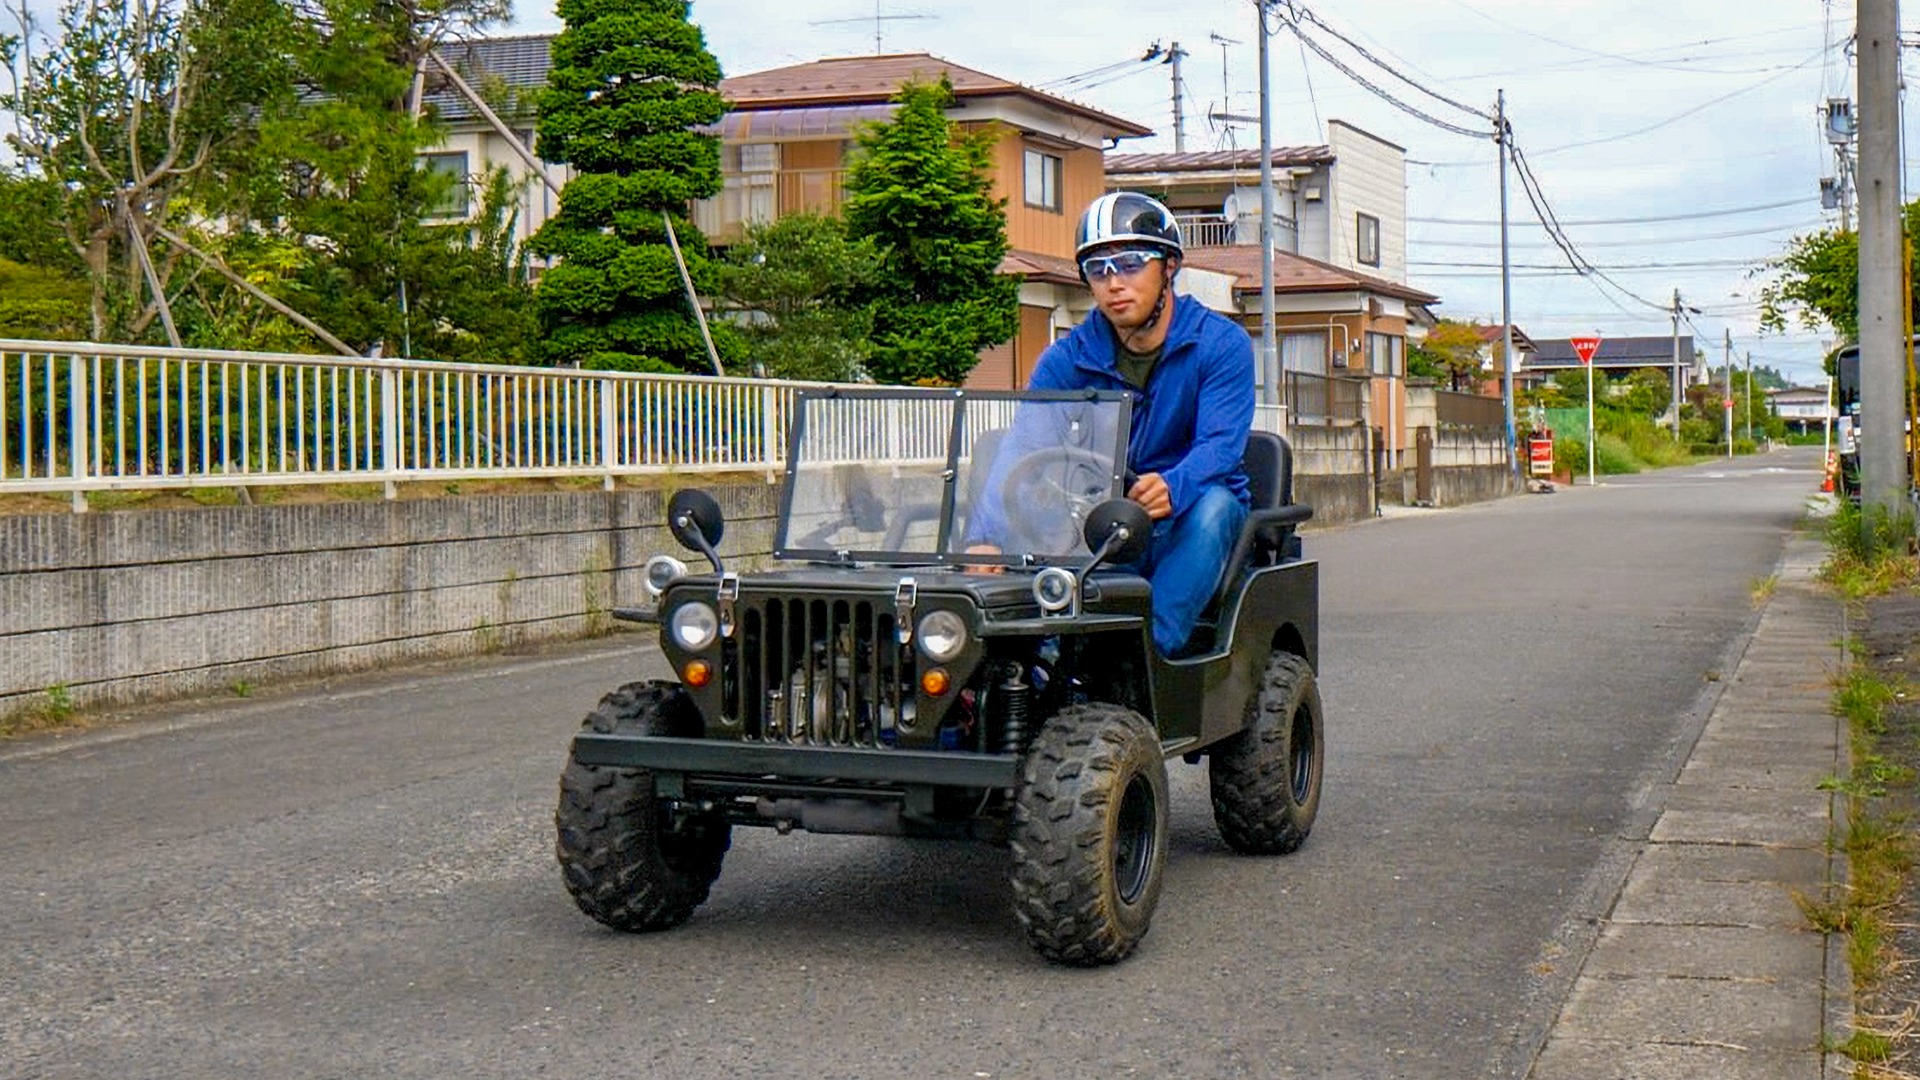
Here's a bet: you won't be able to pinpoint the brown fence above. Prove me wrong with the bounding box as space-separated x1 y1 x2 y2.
1435 388 1505 431
1287 371 1366 425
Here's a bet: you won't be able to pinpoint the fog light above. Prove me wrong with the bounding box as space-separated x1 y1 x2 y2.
920 668 951 696
683 659 713 688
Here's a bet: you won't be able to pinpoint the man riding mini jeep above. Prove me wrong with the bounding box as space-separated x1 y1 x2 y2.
555 197 1325 967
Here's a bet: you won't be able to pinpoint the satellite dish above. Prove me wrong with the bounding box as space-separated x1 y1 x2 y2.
1222 191 1242 220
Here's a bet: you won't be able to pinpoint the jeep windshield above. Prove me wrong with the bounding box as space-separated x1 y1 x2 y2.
774 388 1134 567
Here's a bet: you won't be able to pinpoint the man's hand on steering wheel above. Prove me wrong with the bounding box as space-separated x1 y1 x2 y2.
1128 472 1172 520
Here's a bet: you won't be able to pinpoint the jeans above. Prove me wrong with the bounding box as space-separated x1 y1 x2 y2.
1123 484 1248 656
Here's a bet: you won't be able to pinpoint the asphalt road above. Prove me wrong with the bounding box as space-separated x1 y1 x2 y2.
0 447 1822 1080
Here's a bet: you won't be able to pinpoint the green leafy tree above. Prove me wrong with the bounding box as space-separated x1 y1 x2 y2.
2 0 297 339
842 78 1019 386
246 0 533 361
716 214 881 382
1759 202 1920 341
0 257 88 339
1417 319 1487 391
1616 368 1670 418
529 0 729 374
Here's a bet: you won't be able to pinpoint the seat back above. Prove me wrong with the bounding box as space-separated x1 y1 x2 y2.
1242 429 1292 511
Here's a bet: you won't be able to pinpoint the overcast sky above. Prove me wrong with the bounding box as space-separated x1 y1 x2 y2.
505 0 1869 383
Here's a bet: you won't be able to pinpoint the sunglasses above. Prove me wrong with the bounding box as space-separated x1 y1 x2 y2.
1080 249 1164 281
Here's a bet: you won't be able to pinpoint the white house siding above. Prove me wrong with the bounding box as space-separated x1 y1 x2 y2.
1326 121 1407 283
438 124 573 254
1295 172 1332 268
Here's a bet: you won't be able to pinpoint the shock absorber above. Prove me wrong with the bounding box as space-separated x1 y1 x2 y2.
995 663 1032 757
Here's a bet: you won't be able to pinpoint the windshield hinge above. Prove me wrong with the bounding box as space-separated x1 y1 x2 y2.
894 577 918 645
716 573 740 638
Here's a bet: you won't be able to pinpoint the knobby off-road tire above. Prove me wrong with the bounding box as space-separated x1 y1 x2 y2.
1210 650 1324 855
1010 703 1169 966
556 680 731 932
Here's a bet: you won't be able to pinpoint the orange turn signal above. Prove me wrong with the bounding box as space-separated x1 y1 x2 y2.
920 668 951 696
683 659 713 688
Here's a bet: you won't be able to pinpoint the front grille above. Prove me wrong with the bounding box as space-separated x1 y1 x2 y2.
723 598 917 748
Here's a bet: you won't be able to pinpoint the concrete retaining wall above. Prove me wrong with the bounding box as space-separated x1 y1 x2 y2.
0 486 779 719
0 423 1454 719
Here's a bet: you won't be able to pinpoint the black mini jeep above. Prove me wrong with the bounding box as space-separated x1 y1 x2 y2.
557 388 1323 965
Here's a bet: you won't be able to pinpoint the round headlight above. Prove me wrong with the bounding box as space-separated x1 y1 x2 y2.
1033 567 1077 614
917 610 968 662
644 555 688 600
669 602 719 651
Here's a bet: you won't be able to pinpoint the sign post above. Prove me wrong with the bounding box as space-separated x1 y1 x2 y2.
1570 335 1603 486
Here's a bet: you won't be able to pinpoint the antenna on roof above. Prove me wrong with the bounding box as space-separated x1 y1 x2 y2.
809 1 935 54
1207 31 1244 149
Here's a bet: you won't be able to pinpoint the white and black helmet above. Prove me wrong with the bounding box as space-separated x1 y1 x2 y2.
1076 192 1184 260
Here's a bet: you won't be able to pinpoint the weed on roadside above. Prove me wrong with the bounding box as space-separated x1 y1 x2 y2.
1825 502 1920 600
1751 574 1780 606
0 684 87 739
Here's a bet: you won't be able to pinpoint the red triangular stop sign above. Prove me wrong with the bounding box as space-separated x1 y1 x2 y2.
1570 336 1602 365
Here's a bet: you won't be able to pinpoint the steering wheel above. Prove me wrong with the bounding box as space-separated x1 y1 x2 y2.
996 445 1117 553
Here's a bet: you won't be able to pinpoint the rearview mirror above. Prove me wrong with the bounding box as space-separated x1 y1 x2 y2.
1083 498 1151 567
668 488 726 572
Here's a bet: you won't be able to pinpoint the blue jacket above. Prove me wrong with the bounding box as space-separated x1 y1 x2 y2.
1028 294 1254 517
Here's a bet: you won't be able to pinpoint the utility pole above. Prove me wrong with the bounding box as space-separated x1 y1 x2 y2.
1166 41 1190 154
1497 90 1516 478
1670 289 1683 439
1256 5 1280 413
1745 350 1754 441
1858 0 1905 519
1723 328 1734 457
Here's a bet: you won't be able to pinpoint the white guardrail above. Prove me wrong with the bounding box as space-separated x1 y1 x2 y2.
0 339 1288 511
0 339 918 510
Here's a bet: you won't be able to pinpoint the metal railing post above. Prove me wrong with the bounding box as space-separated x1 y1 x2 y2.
380 362 399 499
598 374 617 491
762 383 780 482
68 352 89 513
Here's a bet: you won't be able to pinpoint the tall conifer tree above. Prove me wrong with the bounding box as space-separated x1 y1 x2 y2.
529 0 729 373
841 79 1019 386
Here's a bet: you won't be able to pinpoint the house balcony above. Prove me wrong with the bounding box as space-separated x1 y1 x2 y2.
1174 213 1241 248
691 168 848 245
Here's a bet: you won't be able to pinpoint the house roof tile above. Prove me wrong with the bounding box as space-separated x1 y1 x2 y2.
1529 335 1694 369
719 53 1152 138
999 249 1082 286
1178 245 1440 305
426 35 553 124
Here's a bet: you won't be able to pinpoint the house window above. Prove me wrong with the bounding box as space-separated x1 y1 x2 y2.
1366 331 1400 377
1024 149 1062 212
420 151 471 218
737 143 778 173
1356 211 1381 267
1280 331 1329 376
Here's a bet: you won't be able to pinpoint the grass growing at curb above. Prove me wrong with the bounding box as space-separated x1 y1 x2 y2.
1806 662 1915 1075
1823 502 1920 600
0 684 85 739
1810 500 1920 1073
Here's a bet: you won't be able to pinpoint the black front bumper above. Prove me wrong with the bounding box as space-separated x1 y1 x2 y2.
571 734 1021 788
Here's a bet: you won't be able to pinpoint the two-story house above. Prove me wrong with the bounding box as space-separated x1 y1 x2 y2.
695 53 1153 390
1103 120 1409 284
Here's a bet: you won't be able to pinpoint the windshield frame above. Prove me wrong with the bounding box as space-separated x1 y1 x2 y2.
772 387 1135 568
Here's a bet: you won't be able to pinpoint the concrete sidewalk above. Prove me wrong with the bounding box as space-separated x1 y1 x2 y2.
1529 533 1850 1079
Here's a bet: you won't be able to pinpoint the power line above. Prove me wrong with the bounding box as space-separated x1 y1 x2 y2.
1281 1 1492 120
1268 3 1490 138
1410 195 1811 227
1412 218 1824 248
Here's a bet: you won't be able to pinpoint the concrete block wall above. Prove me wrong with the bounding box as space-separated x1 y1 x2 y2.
0 429 1436 721
0 483 778 719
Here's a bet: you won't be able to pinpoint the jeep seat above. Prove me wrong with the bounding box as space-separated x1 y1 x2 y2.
1179 430 1313 656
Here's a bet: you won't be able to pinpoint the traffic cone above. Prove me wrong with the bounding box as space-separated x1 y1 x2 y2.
1822 452 1836 493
